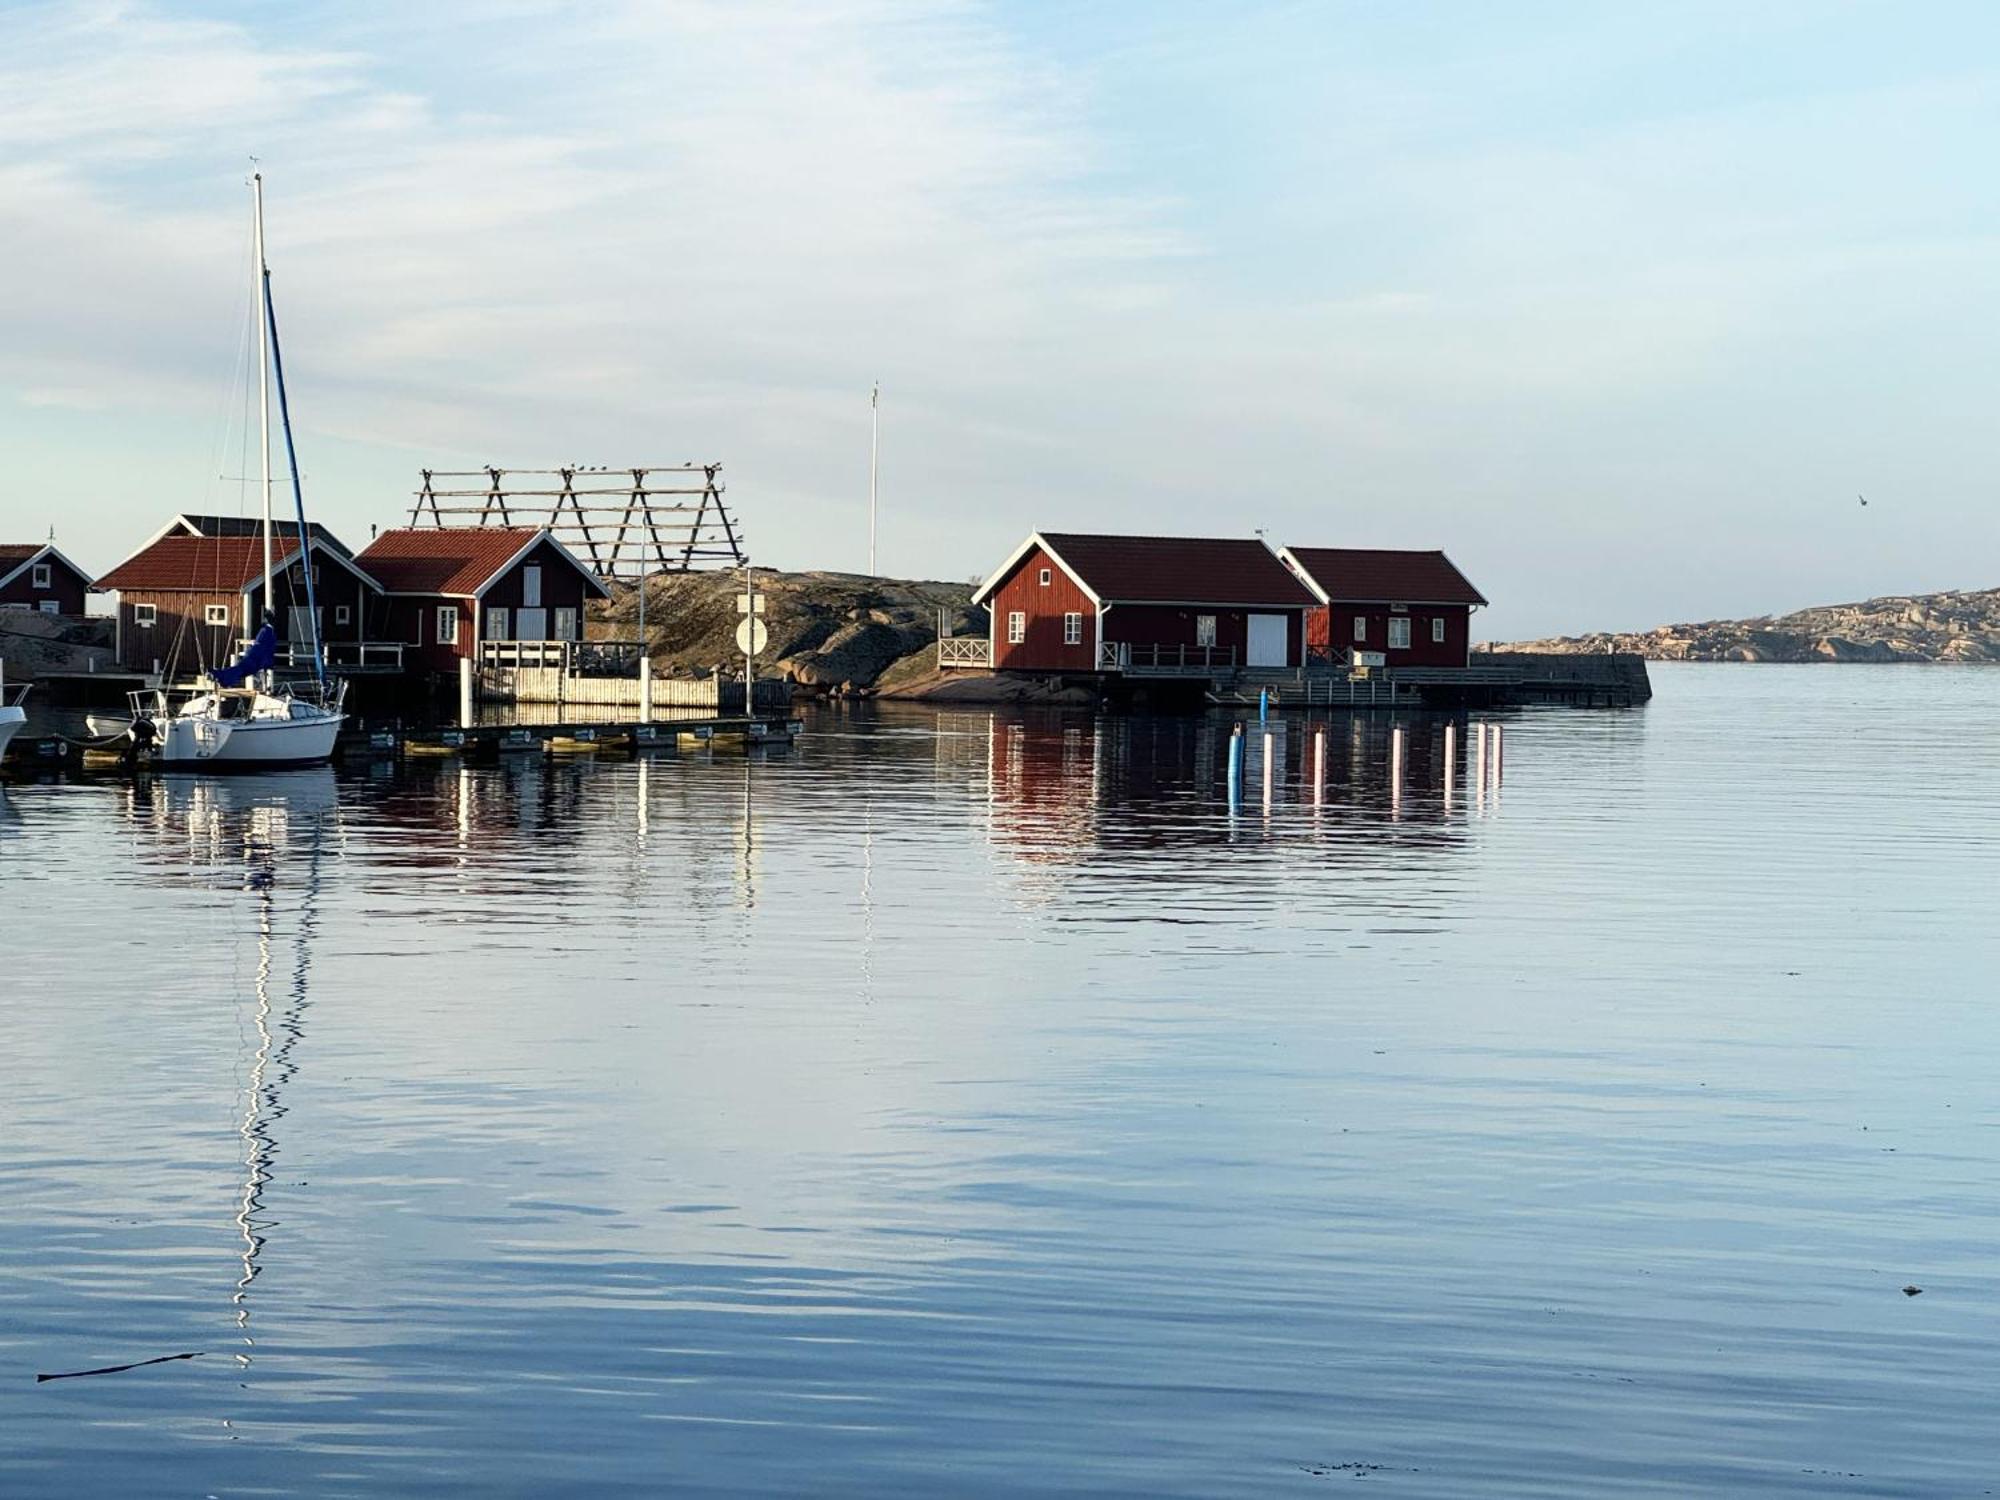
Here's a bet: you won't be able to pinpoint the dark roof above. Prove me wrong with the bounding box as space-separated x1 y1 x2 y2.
1283 547 1487 606
358 527 608 598
1033 532 1318 608
171 514 353 557
97 535 304 593
0 544 39 566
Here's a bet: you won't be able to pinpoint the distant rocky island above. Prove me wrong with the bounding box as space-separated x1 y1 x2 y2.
1489 586 2000 663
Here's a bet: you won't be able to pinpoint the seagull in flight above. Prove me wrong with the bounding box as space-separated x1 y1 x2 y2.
1858 494 1869 506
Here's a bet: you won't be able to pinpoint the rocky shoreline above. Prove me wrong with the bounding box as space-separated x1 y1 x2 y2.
1490 586 2000 663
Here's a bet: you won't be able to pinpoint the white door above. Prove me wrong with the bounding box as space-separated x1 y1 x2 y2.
516 608 548 641
522 565 543 609
1247 613 1288 667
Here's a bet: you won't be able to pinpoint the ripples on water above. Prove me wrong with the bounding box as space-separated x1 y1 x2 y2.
3 665 1999 1496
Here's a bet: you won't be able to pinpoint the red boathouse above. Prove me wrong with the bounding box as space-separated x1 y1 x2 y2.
1277 547 1487 669
971 532 1318 674
0 543 92 616
355 527 609 676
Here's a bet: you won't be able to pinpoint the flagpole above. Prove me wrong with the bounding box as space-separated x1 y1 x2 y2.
868 382 879 576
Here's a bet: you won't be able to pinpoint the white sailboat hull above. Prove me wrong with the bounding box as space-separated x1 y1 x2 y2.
157 711 344 767
0 706 25 763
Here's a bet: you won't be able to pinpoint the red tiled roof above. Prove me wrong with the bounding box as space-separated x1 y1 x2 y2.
96 534 302 593
1035 532 1318 607
0 544 40 566
357 527 547 596
1283 547 1487 606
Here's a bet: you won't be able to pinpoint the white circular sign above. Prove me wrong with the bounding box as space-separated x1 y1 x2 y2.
735 618 768 654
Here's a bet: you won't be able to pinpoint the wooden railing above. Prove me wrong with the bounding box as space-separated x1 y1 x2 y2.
1101 642 1239 673
480 639 645 677
239 639 405 673
937 637 991 668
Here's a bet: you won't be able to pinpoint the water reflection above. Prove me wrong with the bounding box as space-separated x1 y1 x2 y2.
976 710 1493 869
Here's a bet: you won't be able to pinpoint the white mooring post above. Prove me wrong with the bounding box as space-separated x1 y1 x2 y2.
639 656 653 723
458 655 474 729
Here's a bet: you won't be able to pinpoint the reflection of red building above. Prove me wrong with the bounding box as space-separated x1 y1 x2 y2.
1278 548 1486 668
972 532 1317 674
987 717 1101 864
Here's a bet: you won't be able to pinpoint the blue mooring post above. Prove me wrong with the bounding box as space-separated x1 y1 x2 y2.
1258 687 1269 723
1227 722 1244 805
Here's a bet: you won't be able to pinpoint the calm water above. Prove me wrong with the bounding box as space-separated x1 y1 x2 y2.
4 665 1998 1497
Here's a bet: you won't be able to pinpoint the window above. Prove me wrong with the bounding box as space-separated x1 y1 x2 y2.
437 605 460 645
1390 602 1408 613
1007 611 1025 644
554 607 578 642
134 603 157 627
205 604 230 626
522 565 543 608
31 563 51 589
1195 614 1217 647
1064 612 1082 645
1039 568 1052 587
1388 617 1411 650
335 605 351 626
39 600 59 615
407 609 425 647
486 606 510 641
1432 616 1446 644
1353 616 1367 642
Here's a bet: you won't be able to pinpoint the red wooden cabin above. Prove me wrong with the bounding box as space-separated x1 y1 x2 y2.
95 529 383 678
1277 547 1487 668
0 543 92 616
355 527 608 675
971 532 1318 674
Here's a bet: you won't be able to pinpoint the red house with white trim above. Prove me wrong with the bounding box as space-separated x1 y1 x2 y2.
355 527 608 675
1277 547 1487 669
95 529 383 677
971 532 1318 674
0 543 92 616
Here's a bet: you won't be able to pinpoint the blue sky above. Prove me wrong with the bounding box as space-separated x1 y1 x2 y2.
3 0 1996 637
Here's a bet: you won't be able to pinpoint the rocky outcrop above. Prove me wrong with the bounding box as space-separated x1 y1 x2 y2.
0 611 113 680
592 569 983 696
1490 587 2000 663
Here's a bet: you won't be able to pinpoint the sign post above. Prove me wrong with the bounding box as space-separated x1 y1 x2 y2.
735 561 766 718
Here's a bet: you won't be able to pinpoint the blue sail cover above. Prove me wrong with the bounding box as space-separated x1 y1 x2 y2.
214 623 278 687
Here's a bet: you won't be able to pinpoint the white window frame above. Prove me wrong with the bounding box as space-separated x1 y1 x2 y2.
1038 568 1052 588
1007 611 1026 645
1432 616 1446 644
1388 617 1412 650
553 606 579 642
522 565 543 609
31 563 51 589
407 609 425 647
335 604 351 626
1063 612 1082 645
437 604 460 646
1195 614 1217 647
1353 615 1367 642
39 599 59 615
134 603 157 627
205 604 230 626
485 605 509 642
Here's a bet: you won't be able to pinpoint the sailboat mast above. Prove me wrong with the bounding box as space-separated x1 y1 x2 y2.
253 173 274 636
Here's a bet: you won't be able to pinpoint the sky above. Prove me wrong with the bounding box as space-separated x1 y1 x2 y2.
3 0 1997 639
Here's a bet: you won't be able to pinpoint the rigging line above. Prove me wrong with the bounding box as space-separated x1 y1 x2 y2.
199 220 258 521
262 266 325 688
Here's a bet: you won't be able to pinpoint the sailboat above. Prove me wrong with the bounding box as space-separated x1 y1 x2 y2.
0 662 27 765
135 173 346 768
